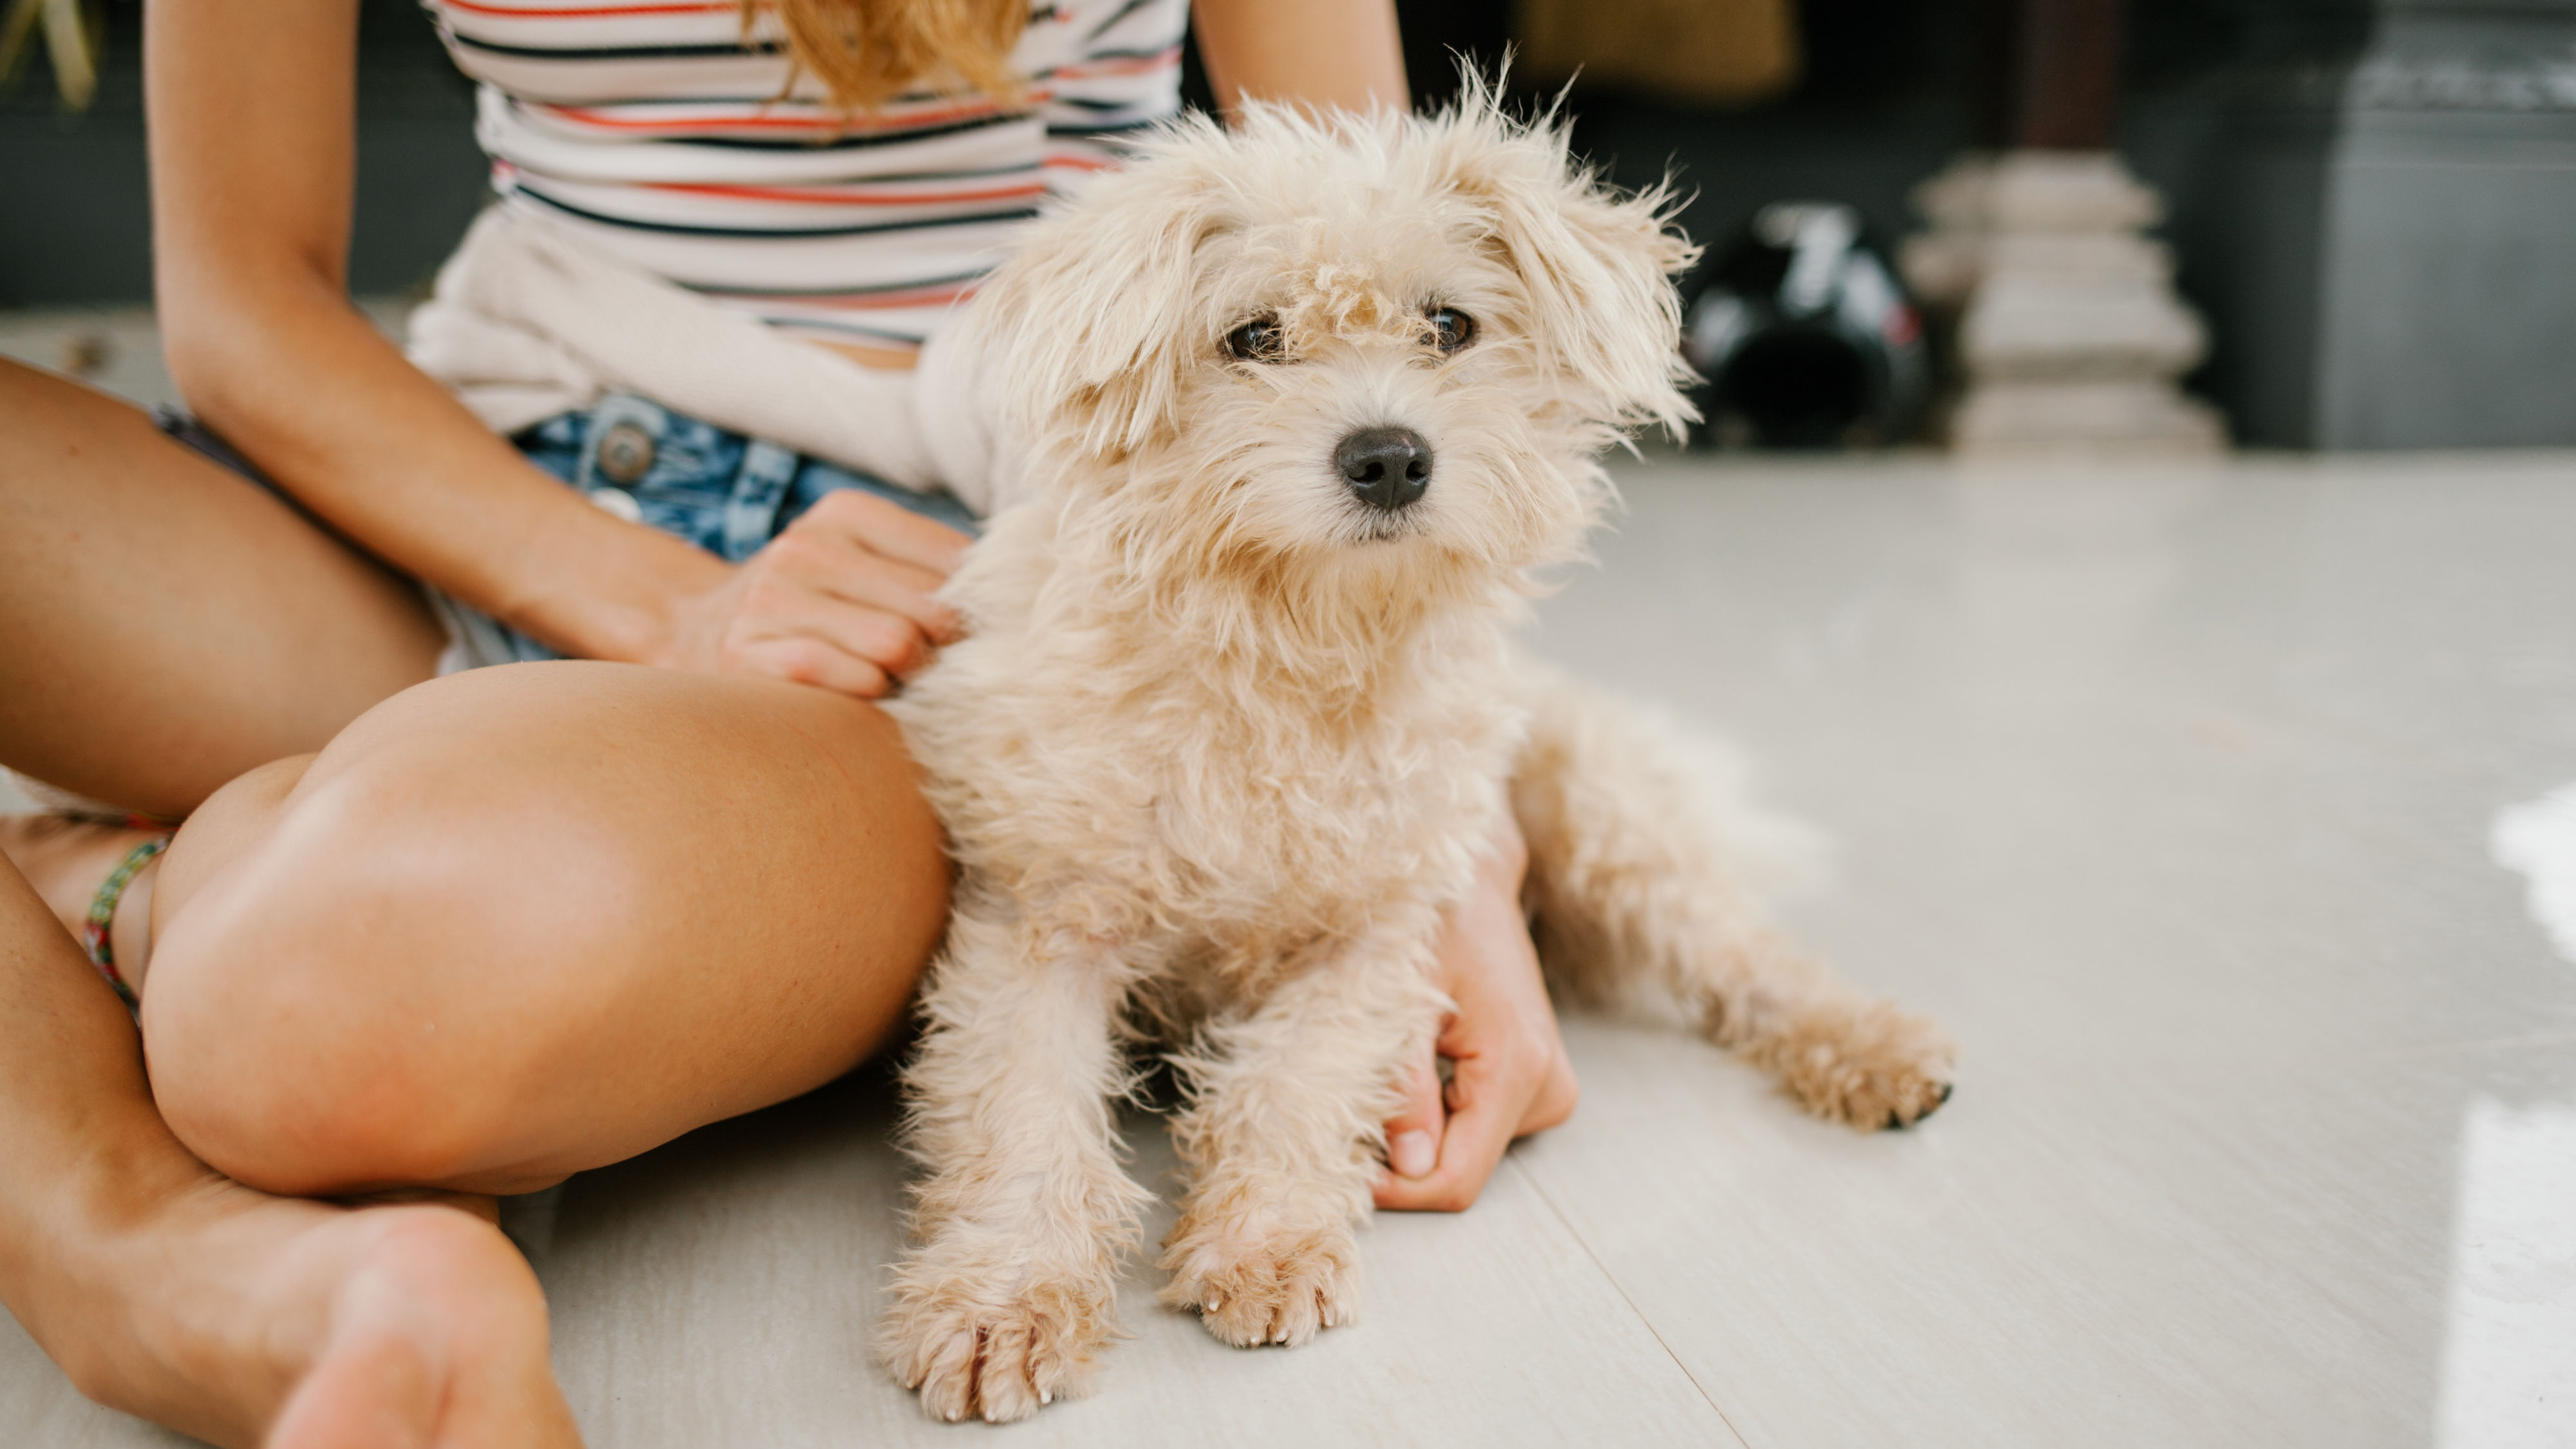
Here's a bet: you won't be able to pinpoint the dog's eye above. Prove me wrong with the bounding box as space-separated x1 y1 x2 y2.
1224 315 1286 363
1428 307 1477 355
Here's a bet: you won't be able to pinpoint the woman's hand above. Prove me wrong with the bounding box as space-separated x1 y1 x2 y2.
1375 815 1579 1212
651 489 971 699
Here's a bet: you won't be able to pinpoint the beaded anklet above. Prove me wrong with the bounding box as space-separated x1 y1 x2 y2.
82 831 172 1013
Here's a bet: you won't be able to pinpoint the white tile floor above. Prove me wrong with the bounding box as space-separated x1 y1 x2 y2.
5 421 2574 1446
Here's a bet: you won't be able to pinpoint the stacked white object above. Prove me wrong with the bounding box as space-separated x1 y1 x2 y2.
1903 151 2223 454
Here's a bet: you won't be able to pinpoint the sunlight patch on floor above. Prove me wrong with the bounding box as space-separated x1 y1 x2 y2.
2494 784 2576 966
2438 1095 2576 1449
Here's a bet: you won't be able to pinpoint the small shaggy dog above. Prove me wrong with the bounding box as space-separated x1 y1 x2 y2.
877 90 1955 1423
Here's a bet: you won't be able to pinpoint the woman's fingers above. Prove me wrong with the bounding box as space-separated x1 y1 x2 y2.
1372 1039 1448 1203
650 491 971 697
796 488 974 579
764 529 963 644
839 557 961 645
727 634 894 698
727 557 945 683
1373 1050 1524 1213
728 585 931 696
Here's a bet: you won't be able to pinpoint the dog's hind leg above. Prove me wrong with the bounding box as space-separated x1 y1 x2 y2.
1158 922 1448 1348
876 903 1155 1423
1510 670 1955 1130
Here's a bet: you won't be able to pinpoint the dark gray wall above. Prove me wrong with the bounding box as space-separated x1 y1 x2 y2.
2170 0 2576 446
2316 3 2576 446
0 0 488 307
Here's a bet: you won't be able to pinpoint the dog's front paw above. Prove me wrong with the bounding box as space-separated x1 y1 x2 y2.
1774 1001 1956 1132
1158 1215 1360 1348
876 1273 1113 1423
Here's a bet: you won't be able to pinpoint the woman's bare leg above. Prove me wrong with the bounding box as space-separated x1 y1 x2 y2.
0 357 548 1446
0 359 444 815
140 661 949 1197
3 363 948 1442
20 660 944 1443
0 858 577 1447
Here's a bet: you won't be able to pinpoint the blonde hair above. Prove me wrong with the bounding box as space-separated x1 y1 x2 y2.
750 0 1028 111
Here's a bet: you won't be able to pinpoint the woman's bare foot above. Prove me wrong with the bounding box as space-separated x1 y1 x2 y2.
26 1163 580 1448
3 813 580 1446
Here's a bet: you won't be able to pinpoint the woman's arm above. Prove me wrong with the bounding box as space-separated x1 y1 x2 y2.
147 0 705 663
1190 0 1408 118
146 0 955 693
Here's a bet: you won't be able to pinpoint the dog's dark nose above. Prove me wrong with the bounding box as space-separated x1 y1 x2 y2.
1336 426 1432 512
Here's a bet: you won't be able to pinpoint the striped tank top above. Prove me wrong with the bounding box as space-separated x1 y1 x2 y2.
424 0 1186 353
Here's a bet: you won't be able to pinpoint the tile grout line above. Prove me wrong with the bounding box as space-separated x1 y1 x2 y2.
1507 1154 1755 1449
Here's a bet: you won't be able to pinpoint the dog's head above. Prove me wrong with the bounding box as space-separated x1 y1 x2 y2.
968 82 1695 618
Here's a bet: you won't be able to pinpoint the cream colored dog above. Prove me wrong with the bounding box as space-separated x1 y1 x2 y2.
877 90 1955 1423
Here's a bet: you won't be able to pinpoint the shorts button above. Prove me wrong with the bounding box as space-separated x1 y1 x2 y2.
595 422 656 486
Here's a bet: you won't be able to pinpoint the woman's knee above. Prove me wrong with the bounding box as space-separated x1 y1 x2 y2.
140 750 601 1196
138 664 953 1196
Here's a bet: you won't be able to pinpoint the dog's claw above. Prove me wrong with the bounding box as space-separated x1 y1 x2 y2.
1162 1222 1359 1349
879 1282 1106 1424
1879 1078 1955 1131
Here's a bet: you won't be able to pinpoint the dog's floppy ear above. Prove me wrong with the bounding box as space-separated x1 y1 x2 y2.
969 127 1227 464
1436 90 1698 438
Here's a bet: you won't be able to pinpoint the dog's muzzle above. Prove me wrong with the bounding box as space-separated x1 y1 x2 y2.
1336 426 1432 513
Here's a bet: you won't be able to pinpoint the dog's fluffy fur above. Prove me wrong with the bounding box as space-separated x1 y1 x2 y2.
876 89 1955 1423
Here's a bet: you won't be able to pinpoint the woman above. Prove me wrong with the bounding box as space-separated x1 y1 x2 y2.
0 1 1577 1443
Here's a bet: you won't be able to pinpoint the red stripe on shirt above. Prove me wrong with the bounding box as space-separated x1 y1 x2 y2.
642 179 1049 205
699 281 983 310
442 0 736 17
1051 46 1180 79
533 94 1042 134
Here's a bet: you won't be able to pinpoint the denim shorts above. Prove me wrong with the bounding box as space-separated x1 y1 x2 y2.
156 393 980 673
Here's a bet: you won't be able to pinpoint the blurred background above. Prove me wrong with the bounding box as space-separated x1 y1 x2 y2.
4 0 2572 450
